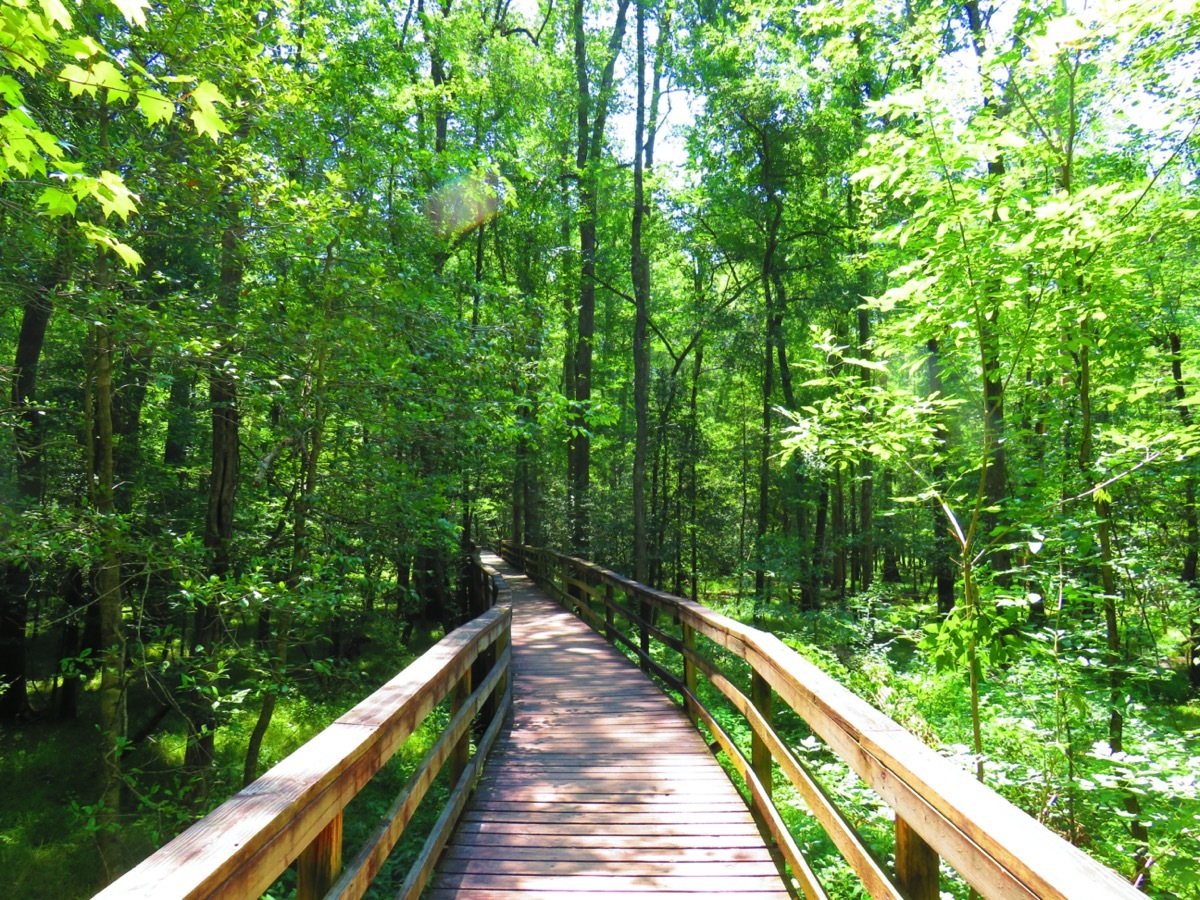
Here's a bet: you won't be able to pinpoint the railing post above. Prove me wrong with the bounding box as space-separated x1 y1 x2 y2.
604 583 615 642
751 671 773 799
681 621 698 728
483 616 510 727
638 591 651 674
297 812 343 900
895 816 939 900
449 667 473 787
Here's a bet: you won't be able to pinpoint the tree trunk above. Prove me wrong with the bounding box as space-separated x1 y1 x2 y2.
1079 316 1149 885
94 317 127 875
631 0 649 584
689 344 702 604
189 190 244 794
858 307 874 591
927 339 956 614
1 225 70 718
164 365 196 468
569 0 631 555
1169 332 1200 692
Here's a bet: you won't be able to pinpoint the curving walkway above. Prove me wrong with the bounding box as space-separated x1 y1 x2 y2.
425 554 790 899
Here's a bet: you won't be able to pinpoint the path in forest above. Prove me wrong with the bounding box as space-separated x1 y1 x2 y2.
425 553 789 898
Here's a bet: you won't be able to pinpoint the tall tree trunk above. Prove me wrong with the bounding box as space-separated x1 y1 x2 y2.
927 338 956 614
1079 316 1149 885
1 224 71 718
631 0 649 584
1169 332 1200 692
806 482 828 610
188 189 244 794
569 0 631 555
689 344 702 604
94 316 127 876
858 306 874 591
164 366 196 468
754 153 783 599
981 308 1010 579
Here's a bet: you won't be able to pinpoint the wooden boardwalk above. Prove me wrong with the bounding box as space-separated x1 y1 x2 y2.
426 554 790 899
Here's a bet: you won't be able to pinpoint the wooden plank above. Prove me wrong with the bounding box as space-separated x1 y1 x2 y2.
467 800 750 813
433 872 791 892
438 859 782 877
440 845 775 862
448 826 769 846
426 891 791 900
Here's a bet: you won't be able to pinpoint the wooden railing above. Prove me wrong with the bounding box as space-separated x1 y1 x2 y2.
95 559 511 900
499 541 1141 900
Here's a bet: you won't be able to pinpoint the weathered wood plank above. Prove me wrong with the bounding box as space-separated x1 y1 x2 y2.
433 872 791 892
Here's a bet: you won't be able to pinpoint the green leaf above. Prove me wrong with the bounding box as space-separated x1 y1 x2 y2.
59 64 90 97
137 89 174 125
89 170 140 221
0 75 24 105
39 0 72 29
59 36 105 60
189 81 230 142
110 0 151 27
37 186 77 217
78 222 144 270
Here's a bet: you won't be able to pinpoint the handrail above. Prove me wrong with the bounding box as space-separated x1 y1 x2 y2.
499 540 1141 900
96 560 512 900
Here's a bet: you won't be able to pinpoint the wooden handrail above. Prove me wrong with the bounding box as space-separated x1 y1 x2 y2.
96 561 512 900
499 540 1141 900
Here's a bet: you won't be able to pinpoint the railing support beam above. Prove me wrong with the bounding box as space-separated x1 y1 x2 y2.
895 816 939 900
297 811 343 900
751 671 773 799
605 583 615 642
639 595 651 674
449 667 473 787
682 622 698 728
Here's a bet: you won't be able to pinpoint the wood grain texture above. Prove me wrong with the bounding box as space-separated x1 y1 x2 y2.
429 555 791 898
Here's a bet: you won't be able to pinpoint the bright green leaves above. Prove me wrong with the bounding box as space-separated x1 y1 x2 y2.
60 59 126 96
110 0 151 28
188 81 230 141
38 0 71 30
136 89 174 125
37 184 76 217
0 0 234 269
1 103 63 176
78 222 144 270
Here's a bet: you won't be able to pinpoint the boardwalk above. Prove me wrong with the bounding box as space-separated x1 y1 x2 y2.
426 554 790 899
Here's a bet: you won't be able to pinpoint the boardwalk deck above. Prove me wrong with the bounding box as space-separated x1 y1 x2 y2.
425 554 790 899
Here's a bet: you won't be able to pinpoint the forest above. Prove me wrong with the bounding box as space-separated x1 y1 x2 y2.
1 0 1198 895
